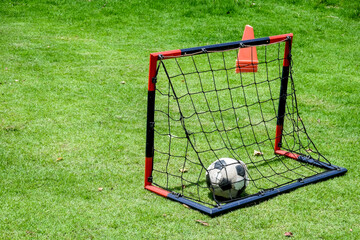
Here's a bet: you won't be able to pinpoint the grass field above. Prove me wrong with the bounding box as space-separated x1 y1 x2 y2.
0 0 359 239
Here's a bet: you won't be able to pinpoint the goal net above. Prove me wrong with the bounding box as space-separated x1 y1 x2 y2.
145 34 347 216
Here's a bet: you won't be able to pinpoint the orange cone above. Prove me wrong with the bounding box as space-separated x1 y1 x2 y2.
236 25 258 73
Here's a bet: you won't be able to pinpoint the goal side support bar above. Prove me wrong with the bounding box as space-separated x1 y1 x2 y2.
274 35 292 151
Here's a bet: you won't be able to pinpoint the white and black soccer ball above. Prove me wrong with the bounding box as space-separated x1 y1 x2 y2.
206 158 249 199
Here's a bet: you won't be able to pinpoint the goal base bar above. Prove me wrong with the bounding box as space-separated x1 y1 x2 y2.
145 156 347 217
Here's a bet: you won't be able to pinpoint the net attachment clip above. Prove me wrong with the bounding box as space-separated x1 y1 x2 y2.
171 192 183 198
149 122 155 128
147 176 153 183
158 54 164 60
287 53 292 61
152 77 157 84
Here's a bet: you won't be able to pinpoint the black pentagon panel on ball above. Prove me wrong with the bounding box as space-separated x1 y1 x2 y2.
236 164 246 177
219 178 232 191
214 160 226 170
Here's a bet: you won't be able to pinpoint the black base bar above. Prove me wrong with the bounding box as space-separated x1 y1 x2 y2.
167 159 347 217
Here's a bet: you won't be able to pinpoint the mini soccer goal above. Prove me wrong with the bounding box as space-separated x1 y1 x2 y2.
144 32 347 216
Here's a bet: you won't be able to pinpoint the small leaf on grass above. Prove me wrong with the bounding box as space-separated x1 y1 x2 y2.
350 229 353 232
121 81 126 84
317 119 321 123
306 148 313 153
196 220 209 226
182 204 190 209
284 232 293 237
163 214 167 217
254 150 263 156
26 231 35 235
179 168 189 173
5 126 18 132
56 157 63 162
98 187 103 191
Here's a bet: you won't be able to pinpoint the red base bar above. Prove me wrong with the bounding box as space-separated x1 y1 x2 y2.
145 185 170 198
274 125 283 151
144 157 153 186
275 149 300 160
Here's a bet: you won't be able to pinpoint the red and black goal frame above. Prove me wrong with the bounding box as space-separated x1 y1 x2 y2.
144 34 347 216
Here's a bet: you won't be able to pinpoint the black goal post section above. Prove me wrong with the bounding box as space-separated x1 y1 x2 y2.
144 33 347 216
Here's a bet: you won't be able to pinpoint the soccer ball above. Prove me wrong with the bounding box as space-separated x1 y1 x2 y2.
206 158 249 199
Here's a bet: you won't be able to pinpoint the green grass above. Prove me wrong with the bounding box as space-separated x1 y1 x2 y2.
0 0 359 239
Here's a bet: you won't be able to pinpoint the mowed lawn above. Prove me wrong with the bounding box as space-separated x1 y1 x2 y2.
0 0 359 239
